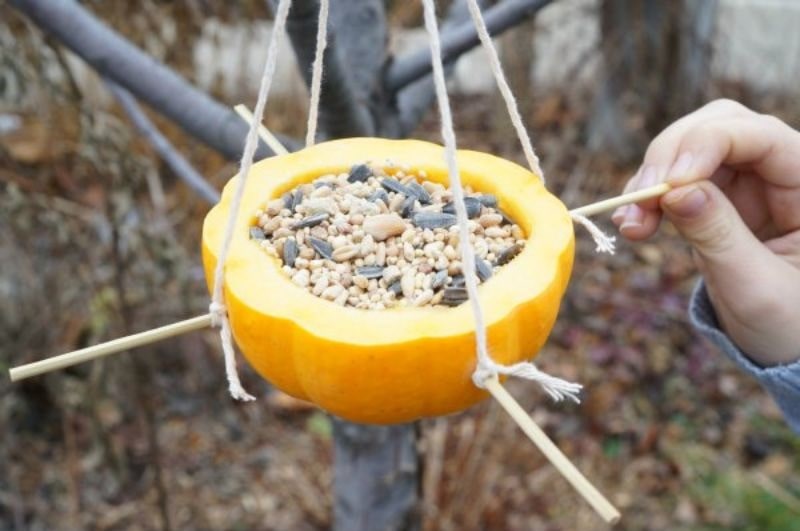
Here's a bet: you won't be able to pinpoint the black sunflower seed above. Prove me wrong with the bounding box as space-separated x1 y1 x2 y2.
441 287 468 306
348 164 372 183
283 238 298 267
449 274 465 287
498 209 515 226
442 196 481 218
411 211 457 230
249 227 266 240
290 189 304 211
495 244 521 266
309 237 333 260
477 194 498 208
367 188 390 206
431 270 448 290
291 213 329 229
400 196 416 218
406 182 432 204
476 259 492 282
356 266 384 279
381 178 412 196
282 191 293 210
388 280 403 296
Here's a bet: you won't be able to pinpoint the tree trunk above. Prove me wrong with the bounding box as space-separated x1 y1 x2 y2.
588 0 718 163
282 3 421 529
332 419 420 531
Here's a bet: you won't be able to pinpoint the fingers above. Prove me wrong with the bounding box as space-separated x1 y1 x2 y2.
660 180 768 269
765 230 800 270
612 99 752 239
613 99 800 241
664 114 800 188
611 166 663 240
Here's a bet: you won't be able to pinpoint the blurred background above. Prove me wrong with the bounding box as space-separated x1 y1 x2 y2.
2 0 799 529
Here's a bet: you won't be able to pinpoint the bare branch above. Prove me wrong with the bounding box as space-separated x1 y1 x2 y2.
280 0 383 138
393 0 481 136
9 0 299 160
106 81 220 205
385 0 555 93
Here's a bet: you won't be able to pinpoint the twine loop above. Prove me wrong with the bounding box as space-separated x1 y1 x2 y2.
423 0 585 401
472 360 582 403
208 301 227 327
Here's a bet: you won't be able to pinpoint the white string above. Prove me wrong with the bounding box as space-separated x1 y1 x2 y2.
209 0 293 401
464 0 615 254
571 213 616 254
421 0 581 402
305 0 329 147
464 0 543 182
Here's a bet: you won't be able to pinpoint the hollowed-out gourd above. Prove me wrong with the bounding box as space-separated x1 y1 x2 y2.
202 138 574 424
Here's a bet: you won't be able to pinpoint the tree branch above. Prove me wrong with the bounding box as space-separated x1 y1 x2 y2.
106 81 220 205
280 0 384 138
393 0 482 136
385 0 555 94
9 0 299 160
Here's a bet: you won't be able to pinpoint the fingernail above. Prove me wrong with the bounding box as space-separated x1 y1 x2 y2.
611 206 627 224
668 152 694 182
637 166 660 190
620 204 644 230
663 184 708 218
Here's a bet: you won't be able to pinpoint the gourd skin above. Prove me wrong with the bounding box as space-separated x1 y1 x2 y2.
202 138 574 424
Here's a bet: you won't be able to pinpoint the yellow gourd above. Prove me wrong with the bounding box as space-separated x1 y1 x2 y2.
202 138 574 424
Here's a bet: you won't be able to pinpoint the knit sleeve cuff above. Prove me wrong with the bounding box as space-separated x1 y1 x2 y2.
689 280 800 433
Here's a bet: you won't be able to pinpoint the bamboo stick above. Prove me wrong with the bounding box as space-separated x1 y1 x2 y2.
233 104 289 156
569 182 671 218
483 376 621 525
9 314 213 382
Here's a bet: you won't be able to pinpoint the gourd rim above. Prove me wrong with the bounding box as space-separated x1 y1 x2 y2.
202 137 574 346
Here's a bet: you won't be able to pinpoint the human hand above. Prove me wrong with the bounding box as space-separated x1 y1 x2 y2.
611 99 800 367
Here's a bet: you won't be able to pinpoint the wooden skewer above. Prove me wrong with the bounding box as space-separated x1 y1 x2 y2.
569 182 671 218
483 376 621 525
9 314 212 382
233 104 289 156
10 184 667 387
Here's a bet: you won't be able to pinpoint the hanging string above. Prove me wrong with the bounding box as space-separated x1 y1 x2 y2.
210 0 293 401
463 0 615 255
421 0 581 402
305 0 329 147
464 0 543 182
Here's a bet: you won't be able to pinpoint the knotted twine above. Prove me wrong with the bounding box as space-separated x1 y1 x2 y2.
421 0 582 401
462 0 615 255
210 0 330 400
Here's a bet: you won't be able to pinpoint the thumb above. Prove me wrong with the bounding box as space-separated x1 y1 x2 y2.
660 180 762 265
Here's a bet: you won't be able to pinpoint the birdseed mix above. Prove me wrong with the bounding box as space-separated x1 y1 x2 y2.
250 163 526 309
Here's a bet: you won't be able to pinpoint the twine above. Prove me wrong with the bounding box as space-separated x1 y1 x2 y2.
421 0 581 402
464 0 615 255
213 0 604 403
209 0 293 401
305 0 329 147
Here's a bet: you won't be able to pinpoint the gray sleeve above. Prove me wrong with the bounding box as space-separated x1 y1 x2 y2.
689 281 800 434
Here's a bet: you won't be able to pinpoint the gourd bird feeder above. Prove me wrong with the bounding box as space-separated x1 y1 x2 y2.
202 137 574 424
8 0 676 523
